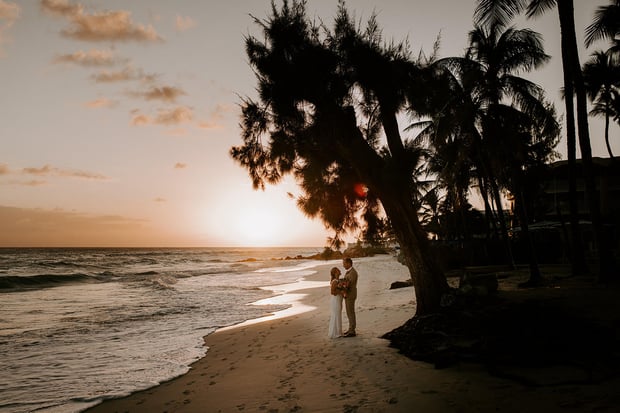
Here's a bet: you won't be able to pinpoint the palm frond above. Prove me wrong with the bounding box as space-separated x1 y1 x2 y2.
474 0 526 28
585 2 620 47
525 0 557 19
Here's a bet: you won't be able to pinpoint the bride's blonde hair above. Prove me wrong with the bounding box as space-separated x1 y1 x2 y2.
330 267 340 279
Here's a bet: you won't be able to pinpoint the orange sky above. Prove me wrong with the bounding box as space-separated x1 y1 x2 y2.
0 0 615 247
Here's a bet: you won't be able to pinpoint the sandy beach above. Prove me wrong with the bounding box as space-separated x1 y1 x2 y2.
86 255 620 413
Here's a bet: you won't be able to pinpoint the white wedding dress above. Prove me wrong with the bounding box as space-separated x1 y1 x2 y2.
328 279 343 338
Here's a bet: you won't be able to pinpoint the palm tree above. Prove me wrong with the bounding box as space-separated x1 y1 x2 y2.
414 22 557 283
234 1 448 315
583 50 620 158
585 0 620 53
468 22 554 278
485 102 560 284
475 0 615 281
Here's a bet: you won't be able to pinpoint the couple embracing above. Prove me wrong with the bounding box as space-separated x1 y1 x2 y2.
328 257 358 338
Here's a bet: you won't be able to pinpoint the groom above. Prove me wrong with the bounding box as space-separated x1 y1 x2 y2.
342 257 358 337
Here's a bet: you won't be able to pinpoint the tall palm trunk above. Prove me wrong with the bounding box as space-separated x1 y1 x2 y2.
558 1 616 282
477 144 516 268
514 177 542 285
476 134 516 268
489 178 517 269
456 190 473 244
558 16 588 276
604 105 614 158
477 174 498 240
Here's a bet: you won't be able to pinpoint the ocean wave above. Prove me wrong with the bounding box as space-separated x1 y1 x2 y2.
149 275 178 290
0 247 326 413
135 270 159 276
0 273 95 291
35 260 82 268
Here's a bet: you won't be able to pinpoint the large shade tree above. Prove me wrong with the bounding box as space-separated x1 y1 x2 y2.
232 1 448 315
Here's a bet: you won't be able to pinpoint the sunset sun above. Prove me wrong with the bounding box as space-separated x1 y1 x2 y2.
203 185 324 247
232 207 286 247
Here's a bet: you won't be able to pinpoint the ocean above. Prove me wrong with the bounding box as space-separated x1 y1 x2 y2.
0 247 331 413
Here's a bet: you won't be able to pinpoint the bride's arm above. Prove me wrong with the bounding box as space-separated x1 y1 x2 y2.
330 279 339 295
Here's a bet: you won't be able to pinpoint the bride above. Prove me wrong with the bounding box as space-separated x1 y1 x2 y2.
328 267 343 338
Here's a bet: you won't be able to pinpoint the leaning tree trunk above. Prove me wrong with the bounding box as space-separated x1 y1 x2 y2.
336 106 449 315
379 184 449 315
379 110 449 315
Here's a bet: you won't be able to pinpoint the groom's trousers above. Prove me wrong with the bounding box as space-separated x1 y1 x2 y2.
345 296 356 333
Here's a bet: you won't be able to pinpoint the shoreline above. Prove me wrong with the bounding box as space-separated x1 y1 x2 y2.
85 255 420 412
86 255 620 412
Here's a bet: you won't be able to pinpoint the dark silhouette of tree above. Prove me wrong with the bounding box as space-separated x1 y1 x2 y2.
486 102 560 284
583 50 620 158
475 0 618 281
413 22 558 283
585 0 620 54
232 1 448 314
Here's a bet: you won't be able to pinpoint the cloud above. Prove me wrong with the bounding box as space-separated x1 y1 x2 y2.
198 104 231 129
130 112 150 126
0 1 20 26
84 97 116 108
175 15 196 32
22 179 47 186
0 1 20 56
22 180 47 186
0 179 48 186
174 162 187 169
131 106 193 126
92 66 157 83
41 0 163 43
22 164 109 180
22 165 55 175
155 106 193 125
0 164 48 186
131 85 185 103
40 0 82 17
1 163 108 181
92 67 133 82
53 48 120 66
